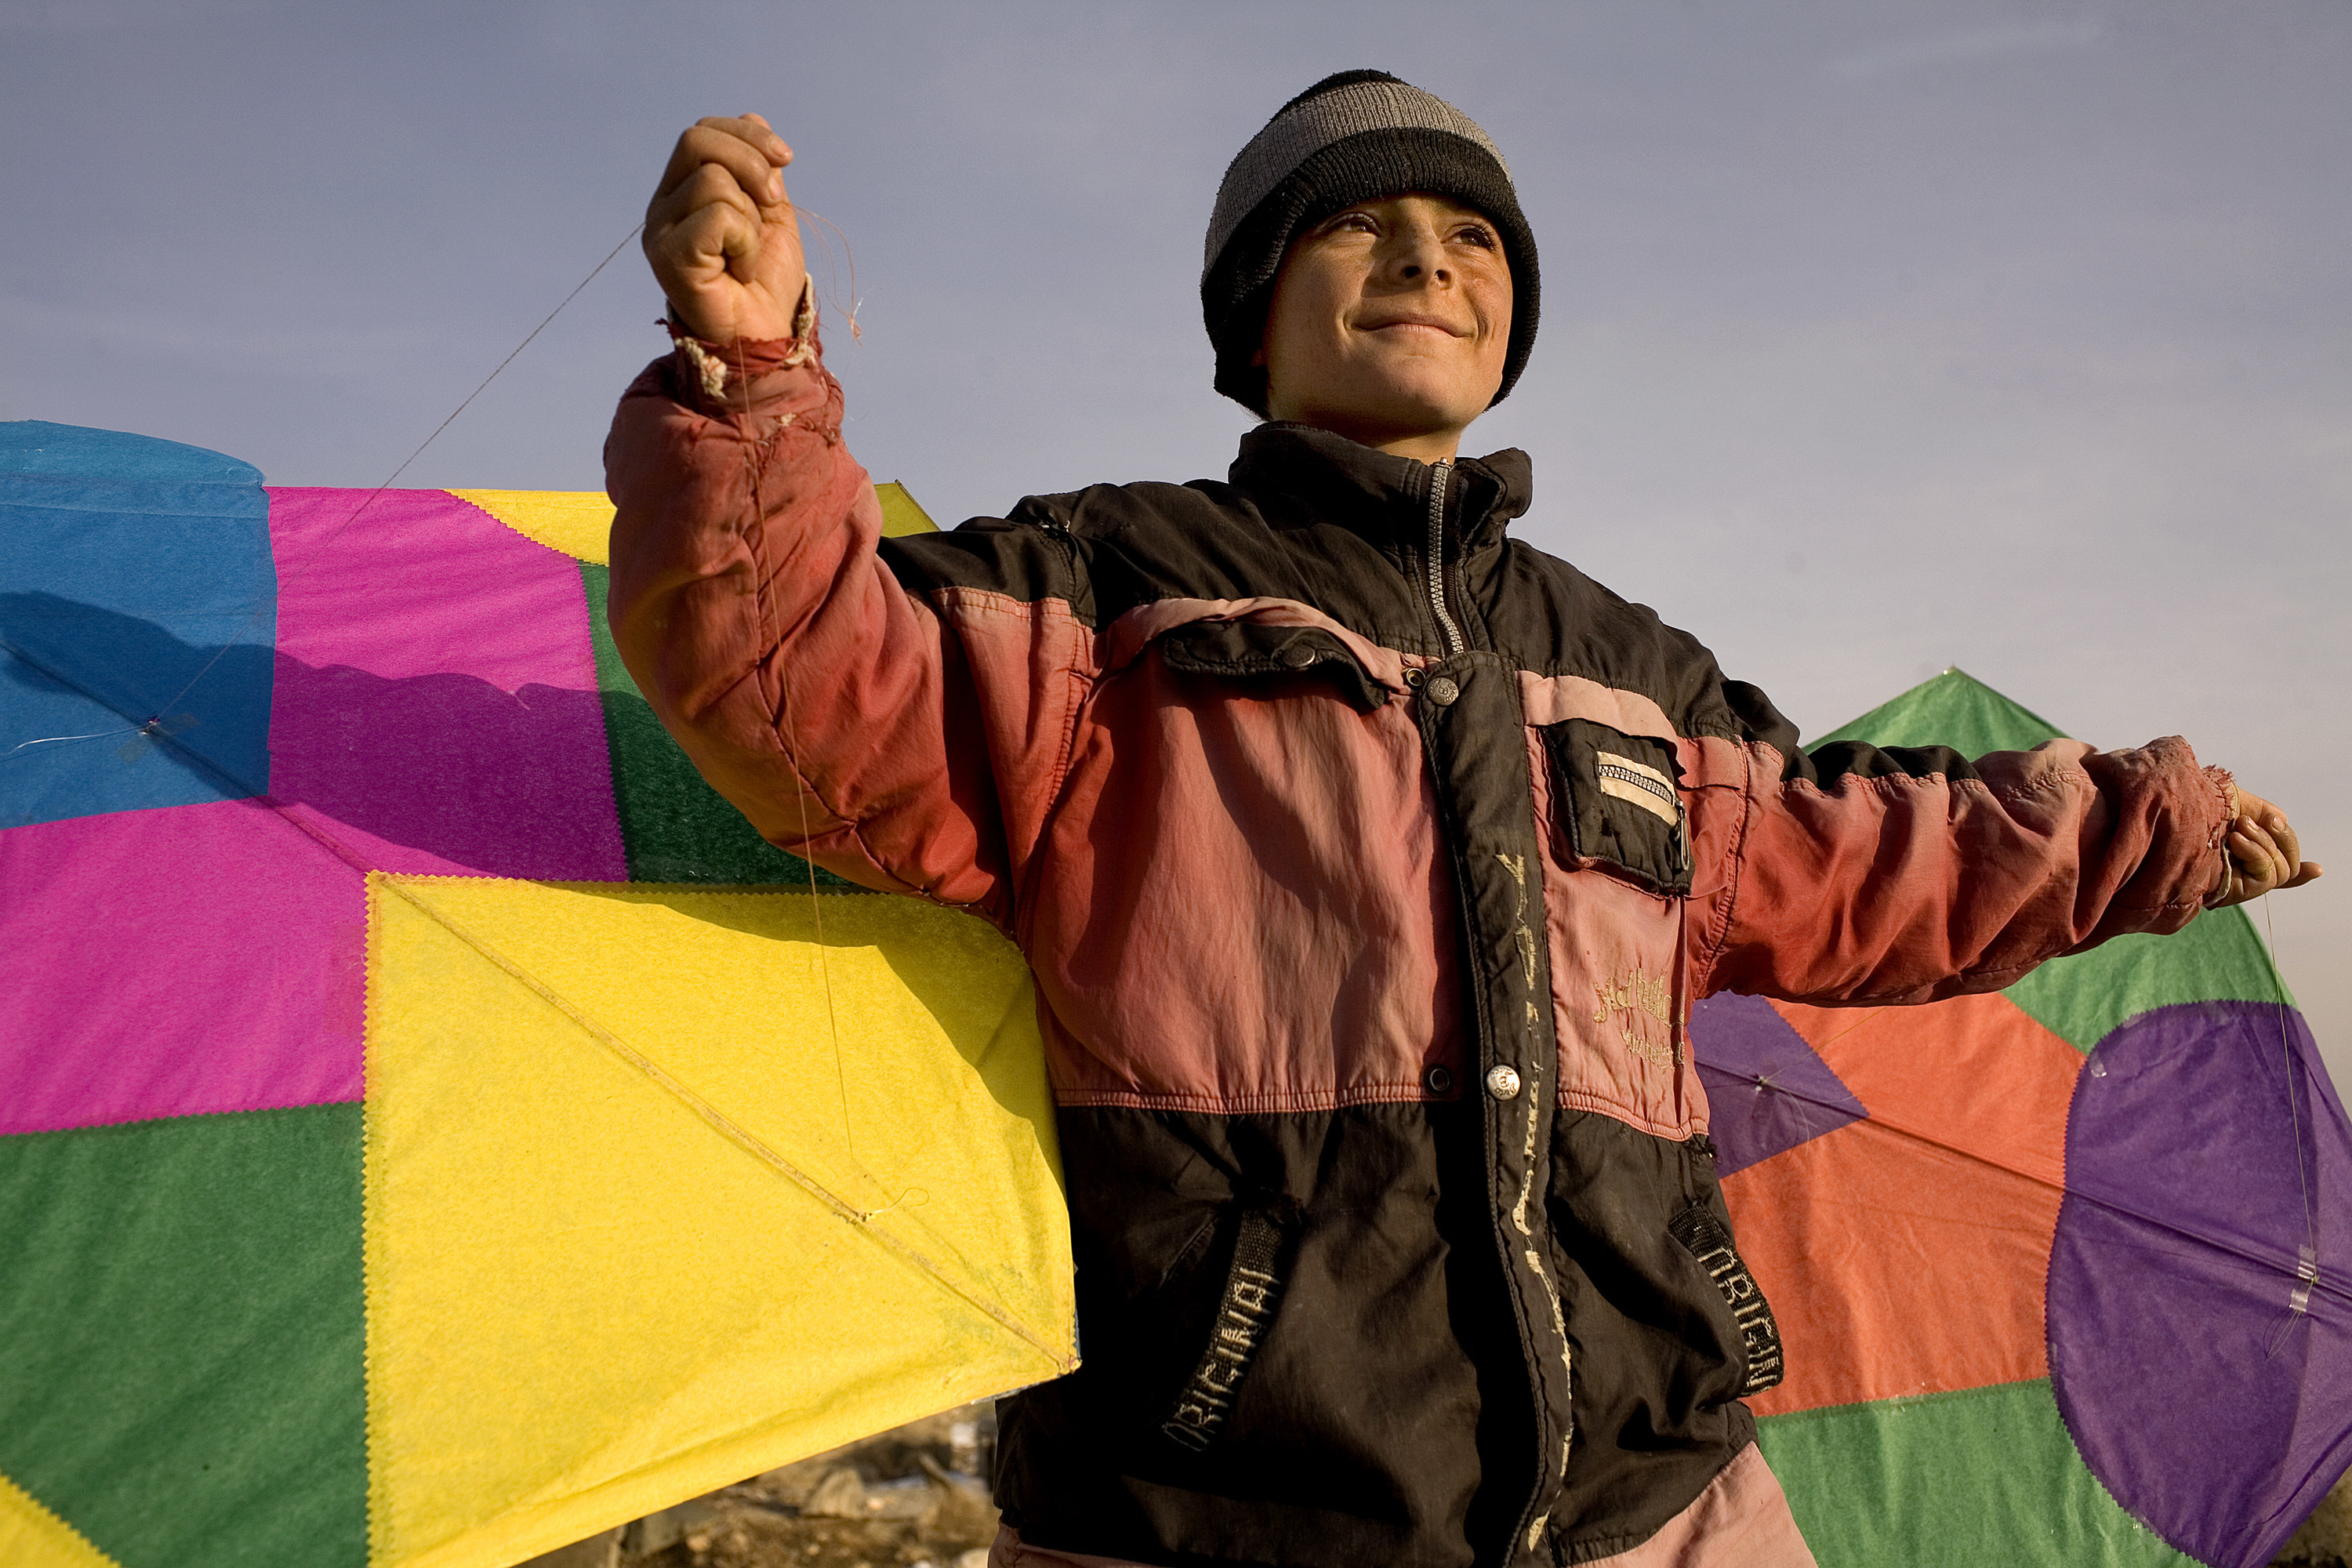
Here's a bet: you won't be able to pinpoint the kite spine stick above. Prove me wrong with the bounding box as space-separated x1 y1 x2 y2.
2261 897 2321 1339
372 873 1076 1373
1762 1061 2348 1306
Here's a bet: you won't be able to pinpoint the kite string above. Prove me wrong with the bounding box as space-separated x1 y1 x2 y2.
2 224 642 765
4 725 140 756
132 223 648 733
13 195 919 1221
728 291 914 1225
2262 897 2315 1242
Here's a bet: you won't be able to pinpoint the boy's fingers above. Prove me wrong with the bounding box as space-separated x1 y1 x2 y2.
2237 828 2287 891
728 111 793 166
656 120 790 206
648 171 760 263
652 162 760 223
2263 811 2304 870
652 203 756 286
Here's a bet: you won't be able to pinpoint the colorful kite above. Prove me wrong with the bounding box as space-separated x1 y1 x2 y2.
2 421 2342 1568
0 421 1075 1568
1697 672 2352 1568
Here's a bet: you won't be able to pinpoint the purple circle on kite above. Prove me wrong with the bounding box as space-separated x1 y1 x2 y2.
2048 1000 2352 1568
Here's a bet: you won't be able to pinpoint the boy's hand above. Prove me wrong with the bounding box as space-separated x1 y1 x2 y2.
2209 786 2323 908
644 113 804 343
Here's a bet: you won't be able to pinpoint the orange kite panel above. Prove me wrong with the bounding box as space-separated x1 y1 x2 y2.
1727 993 2083 1415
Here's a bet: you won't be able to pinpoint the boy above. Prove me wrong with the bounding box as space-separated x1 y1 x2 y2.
608 72 2315 1568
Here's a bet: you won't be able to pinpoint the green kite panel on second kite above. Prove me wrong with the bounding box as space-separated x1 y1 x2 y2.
1809 668 2285 1051
1757 1379 2196 1568
1809 667 2063 757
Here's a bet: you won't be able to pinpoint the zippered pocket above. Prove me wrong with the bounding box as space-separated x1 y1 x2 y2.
1538 718 1692 895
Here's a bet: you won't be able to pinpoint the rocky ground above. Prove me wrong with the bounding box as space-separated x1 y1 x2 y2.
521 1405 1004 1568
528 1400 2352 1568
2279 1482 2352 1568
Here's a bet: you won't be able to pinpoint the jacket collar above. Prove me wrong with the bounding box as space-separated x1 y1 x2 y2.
1228 423 1533 557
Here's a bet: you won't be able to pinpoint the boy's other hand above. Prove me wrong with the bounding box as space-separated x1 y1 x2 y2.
644 113 804 344
2209 787 2323 908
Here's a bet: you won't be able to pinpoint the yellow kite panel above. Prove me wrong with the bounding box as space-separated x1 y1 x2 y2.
455 480 937 565
0 1473 118 1568
362 876 1073 1568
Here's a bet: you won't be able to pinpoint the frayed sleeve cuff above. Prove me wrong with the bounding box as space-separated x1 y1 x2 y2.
659 275 821 407
2200 763 2238 907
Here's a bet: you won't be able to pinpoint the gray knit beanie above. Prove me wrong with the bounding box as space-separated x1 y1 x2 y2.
1203 70 1539 416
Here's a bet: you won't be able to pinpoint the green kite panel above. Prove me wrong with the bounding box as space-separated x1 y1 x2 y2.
0 1104 367 1568
1809 667 2063 757
1757 1380 2197 1568
578 561 863 890
2004 920 2291 1052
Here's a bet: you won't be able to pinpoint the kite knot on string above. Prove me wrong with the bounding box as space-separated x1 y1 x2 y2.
854 1186 930 1225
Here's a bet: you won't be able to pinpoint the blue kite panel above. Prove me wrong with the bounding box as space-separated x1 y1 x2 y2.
0 422 278 828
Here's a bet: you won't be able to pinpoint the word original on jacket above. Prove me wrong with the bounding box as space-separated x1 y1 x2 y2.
1668 1203 1786 1396
1163 1211 1289 1451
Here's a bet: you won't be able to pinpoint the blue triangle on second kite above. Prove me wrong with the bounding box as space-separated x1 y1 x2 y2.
1689 993 1868 1176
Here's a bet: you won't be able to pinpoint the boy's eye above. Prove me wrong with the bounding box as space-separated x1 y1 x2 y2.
1454 226 1497 249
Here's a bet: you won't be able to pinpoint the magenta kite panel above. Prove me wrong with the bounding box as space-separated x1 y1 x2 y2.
265 487 626 880
0 797 365 1134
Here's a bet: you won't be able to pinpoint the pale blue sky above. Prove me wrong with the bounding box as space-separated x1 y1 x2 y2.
5 1 2347 1075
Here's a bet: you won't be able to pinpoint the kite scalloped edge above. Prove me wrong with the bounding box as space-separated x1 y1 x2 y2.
0 1471 120 1568
361 870 397 1566
447 480 938 569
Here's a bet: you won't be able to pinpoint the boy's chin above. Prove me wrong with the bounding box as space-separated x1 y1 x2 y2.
1308 380 1467 431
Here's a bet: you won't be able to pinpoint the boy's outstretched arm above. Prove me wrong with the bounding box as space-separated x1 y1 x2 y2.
1686 725 2314 1008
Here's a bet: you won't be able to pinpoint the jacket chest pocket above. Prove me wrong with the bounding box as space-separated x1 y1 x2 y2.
1538 718 1691 895
1156 621 1390 713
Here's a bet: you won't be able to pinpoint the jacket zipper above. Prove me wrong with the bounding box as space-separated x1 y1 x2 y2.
1595 757 1693 878
1595 759 1675 813
1425 459 1465 656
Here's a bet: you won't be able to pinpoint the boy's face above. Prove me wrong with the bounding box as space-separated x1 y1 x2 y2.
1255 193 1513 457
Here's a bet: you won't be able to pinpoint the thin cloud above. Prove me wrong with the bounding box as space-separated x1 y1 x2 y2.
1827 19 2104 81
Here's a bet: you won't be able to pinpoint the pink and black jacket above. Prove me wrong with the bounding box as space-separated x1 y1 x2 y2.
605 325 2230 1568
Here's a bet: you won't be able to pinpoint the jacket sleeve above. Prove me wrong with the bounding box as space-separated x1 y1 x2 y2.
601 309 1087 929
1683 684 2234 1007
